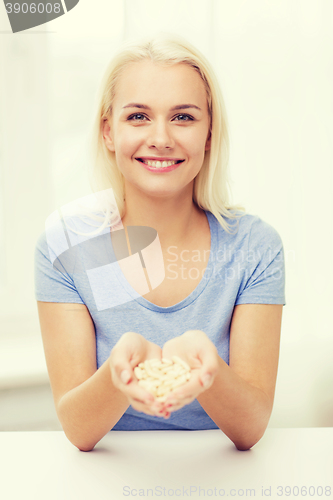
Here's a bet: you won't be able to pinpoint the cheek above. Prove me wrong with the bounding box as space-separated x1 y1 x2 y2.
182 127 209 155
189 138 208 163
117 129 142 159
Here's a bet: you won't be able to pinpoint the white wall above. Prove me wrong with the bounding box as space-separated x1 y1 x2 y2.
0 0 332 426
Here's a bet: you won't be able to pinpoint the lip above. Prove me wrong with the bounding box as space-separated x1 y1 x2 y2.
136 157 184 162
135 158 184 173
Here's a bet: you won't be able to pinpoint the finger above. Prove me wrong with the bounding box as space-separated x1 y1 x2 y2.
163 396 195 414
111 332 156 385
110 345 138 385
146 346 164 361
161 385 198 412
197 348 219 390
111 363 134 388
125 383 156 405
116 332 145 365
164 371 202 402
130 400 159 416
200 372 214 390
130 397 167 417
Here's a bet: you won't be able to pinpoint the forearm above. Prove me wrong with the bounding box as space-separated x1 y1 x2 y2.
197 356 273 450
57 359 130 451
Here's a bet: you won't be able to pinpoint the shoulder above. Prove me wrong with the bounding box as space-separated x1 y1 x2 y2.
212 210 283 248
244 214 283 252
35 210 109 269
235 214 285 282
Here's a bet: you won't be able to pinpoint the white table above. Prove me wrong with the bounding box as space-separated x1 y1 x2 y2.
0 429 332 499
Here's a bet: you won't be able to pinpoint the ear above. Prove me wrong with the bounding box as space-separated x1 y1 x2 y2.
103 118 115 152
205 131 211 151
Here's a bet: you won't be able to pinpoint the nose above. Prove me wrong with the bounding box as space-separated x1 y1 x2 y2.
146 119 174 150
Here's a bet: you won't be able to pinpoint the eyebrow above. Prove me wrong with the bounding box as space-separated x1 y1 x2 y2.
122 103 201 111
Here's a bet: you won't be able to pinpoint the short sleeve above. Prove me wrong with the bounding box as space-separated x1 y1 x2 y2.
235 217 286 306
34 228 84 304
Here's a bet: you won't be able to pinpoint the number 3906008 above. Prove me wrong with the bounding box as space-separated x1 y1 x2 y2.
5 3 61 14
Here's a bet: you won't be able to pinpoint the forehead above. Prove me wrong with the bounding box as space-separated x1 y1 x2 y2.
113 60 208 109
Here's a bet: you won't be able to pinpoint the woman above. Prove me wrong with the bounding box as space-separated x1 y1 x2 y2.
35 35 285 452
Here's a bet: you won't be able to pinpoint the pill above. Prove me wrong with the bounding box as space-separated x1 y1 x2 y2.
134 357 191 401
170 375 188 389
161 365 177 374
134 367 144 379
162 358 173 366
150 359 162 367
172 355 191 371
155 395 168 402
162 378 178 387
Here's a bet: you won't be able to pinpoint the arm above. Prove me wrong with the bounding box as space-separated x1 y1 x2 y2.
37 302 166 451
196 304 283 450
37 302 130 451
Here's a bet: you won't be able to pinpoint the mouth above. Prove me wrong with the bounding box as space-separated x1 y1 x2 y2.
135 158 185 169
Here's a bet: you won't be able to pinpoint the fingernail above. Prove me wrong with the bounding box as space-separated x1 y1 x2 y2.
120 370 131 384
201 374 212 388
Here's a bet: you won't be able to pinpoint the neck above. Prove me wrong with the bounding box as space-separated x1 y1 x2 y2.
121 184 203 249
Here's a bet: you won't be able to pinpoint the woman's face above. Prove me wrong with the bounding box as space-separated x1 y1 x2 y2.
103 59 211 200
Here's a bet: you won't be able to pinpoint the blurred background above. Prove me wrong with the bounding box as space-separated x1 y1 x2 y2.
0 0 332 431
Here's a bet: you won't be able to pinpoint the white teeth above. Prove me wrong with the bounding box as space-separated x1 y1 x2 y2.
144 160 178 168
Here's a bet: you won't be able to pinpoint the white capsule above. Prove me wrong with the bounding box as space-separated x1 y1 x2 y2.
149 359 161 367
161 365 176 374
162 358 173 366
170 375 187 389
144 365 157 378
155 395 168 402
134 356 191 402
156 387 168 397
152 370 165 379
172 355 191 372
138 379 150 388
134 367 143 379
162 378 177 387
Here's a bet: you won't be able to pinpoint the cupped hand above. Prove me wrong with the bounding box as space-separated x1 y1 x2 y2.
109 332 167 417
160 330 219 414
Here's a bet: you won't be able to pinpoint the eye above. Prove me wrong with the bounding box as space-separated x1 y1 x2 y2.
174 114 194 122
127 113 147 121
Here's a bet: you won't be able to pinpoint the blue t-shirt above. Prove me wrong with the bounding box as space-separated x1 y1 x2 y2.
34 209 286 431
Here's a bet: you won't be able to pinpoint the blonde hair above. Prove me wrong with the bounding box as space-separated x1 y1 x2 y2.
88 34 246 235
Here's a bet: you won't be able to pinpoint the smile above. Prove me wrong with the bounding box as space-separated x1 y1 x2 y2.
136 158 184 169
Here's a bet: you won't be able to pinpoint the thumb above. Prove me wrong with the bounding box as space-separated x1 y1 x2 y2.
198 348 219 389
120 369 131 384
110 353 135 386
110 333 144 386
200 372 213 389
